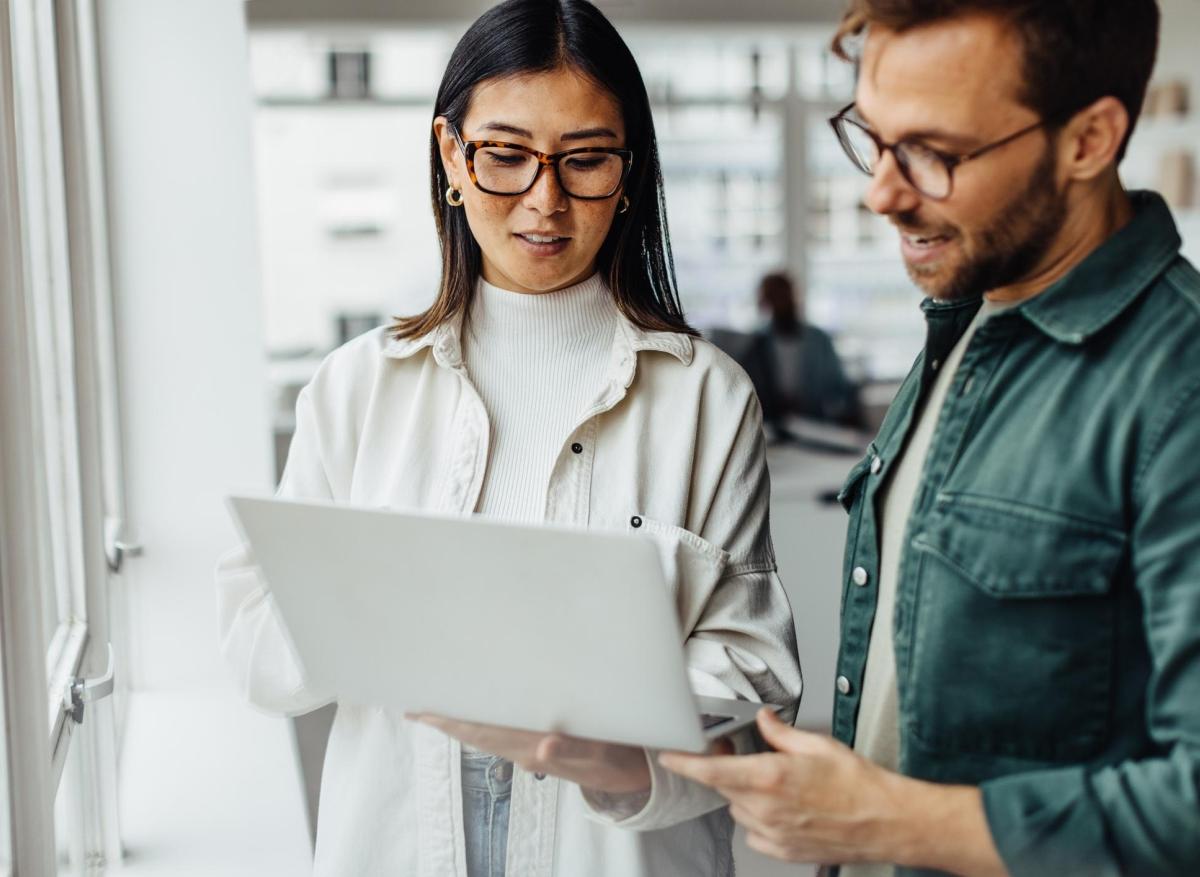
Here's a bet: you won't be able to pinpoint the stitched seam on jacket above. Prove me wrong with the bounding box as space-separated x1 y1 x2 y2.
935 491 1126 539
1133 374 1200 498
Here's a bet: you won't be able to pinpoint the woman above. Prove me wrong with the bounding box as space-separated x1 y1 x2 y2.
216 1 801 875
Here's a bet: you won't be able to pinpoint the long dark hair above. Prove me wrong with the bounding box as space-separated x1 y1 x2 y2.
391 0 697 340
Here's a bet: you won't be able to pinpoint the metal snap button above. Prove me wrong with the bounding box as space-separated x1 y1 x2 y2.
571 442 583 454
836 675 852 695
630 516 642 528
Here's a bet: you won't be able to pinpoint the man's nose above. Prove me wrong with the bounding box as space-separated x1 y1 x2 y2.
863 150 922 217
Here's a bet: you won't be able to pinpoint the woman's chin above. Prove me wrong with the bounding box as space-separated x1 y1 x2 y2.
490 263 594 295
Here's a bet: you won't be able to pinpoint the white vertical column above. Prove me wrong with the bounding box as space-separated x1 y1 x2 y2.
784 44 810 294
95 0 275 689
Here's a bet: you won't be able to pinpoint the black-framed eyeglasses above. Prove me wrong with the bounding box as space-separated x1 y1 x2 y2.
451 125 633 200
828 102 1049 200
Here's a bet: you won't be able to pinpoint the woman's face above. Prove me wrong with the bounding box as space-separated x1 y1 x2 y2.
435 67 627 294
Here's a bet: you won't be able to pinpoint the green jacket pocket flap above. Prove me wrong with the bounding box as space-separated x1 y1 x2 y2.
912 492 1126 598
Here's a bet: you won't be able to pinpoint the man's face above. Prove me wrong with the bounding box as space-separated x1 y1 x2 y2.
856 13 1067 301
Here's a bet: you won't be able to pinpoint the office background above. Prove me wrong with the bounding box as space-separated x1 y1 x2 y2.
1 1 1197 874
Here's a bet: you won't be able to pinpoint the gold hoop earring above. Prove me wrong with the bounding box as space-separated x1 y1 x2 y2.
618 195 630 214
446 186 464 207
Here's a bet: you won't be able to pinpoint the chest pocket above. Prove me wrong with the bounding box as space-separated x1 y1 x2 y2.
629 516 730 639
905 491 1125 762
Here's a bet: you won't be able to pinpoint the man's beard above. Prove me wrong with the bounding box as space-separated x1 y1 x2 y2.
899 145 1066 301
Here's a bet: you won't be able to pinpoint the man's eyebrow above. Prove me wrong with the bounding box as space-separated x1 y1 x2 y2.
854 106 979 149
476 122 619 142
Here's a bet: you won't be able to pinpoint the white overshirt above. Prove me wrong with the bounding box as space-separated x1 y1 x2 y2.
215 309 803 877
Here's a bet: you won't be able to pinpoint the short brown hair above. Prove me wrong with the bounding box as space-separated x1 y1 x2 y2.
832 0 1160 161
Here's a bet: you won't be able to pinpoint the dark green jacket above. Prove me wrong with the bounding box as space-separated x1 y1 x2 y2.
833 192 1200 877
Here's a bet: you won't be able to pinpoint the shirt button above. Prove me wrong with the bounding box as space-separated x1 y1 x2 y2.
836 676 853 695
931 358 941 371
852 567 869 587
870 455 882 475
630 516 643 528
571 442 583 454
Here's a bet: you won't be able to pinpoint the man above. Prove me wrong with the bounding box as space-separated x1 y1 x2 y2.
662 2 1200 875
744 271 865 432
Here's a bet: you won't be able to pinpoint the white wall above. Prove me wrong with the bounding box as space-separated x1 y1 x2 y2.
254 104 441 354
97 0 275 690
1154 0 1200 100
1140 0 1200 261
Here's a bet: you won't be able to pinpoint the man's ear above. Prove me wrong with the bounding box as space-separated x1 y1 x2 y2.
433 116 461 188
1058 96 1129 183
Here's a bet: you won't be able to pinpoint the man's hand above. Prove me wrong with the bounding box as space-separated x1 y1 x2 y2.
409 713 651 795
659 708 1008 877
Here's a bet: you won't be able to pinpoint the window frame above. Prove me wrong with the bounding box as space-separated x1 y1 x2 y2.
1 0 122 869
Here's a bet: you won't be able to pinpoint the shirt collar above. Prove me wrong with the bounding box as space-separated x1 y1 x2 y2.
381 301 694 373
382 320 464 369
1014 190 1181 345
917 191 1181 345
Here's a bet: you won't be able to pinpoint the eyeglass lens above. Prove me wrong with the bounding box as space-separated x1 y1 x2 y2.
836 118 953 200
473 146 625 197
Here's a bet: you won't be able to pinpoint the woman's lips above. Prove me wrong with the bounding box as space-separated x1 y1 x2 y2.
514 233 571 256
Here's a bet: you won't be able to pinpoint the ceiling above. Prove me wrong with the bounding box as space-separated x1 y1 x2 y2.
245 0 848 27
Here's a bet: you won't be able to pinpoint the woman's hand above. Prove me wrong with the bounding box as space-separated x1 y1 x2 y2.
409 713 652 795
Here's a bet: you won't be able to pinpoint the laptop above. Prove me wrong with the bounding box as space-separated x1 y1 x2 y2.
227 495 779 753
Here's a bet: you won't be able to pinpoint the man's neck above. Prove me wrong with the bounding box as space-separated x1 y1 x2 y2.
986 182 1134 304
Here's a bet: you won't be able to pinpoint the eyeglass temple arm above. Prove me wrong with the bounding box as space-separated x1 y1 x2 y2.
449 123 469 155
956 119 1047 164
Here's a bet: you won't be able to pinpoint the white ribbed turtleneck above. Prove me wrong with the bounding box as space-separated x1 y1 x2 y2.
463 273 619 523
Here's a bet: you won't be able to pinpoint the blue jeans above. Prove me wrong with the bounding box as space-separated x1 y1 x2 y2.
461 752 512 877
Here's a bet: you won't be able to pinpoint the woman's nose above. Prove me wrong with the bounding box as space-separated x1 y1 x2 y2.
520 162 569 215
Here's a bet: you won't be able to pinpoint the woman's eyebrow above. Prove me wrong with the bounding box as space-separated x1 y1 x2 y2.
476 122 618 141
479 122 534 138
561 127 618 141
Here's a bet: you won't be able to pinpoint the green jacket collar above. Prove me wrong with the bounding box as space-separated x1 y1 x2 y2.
919 191 1181 345
1017 190 1181 345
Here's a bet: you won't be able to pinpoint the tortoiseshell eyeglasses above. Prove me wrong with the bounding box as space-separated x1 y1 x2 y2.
451 125 633 200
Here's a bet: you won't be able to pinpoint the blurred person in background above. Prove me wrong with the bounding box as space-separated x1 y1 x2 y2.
743 271 864 435
216 1 801 875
